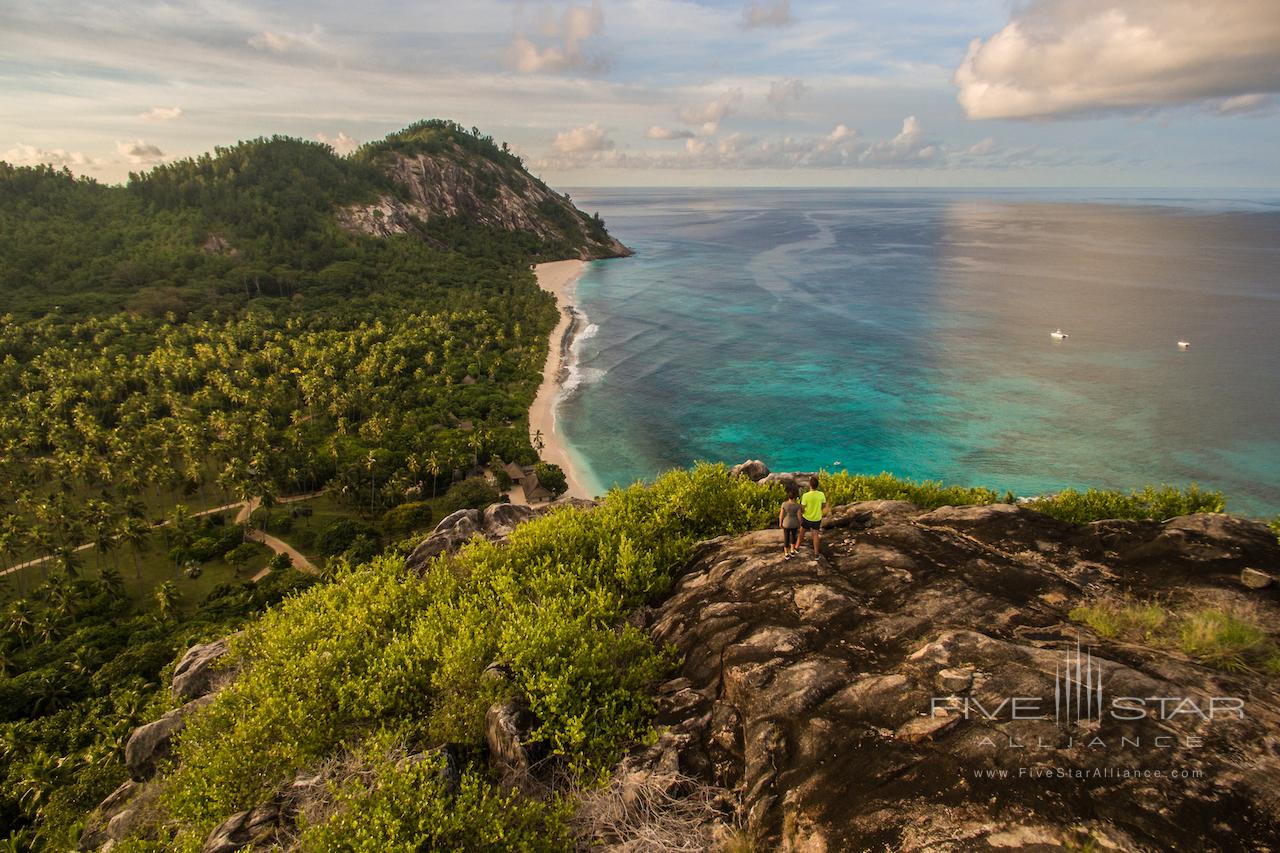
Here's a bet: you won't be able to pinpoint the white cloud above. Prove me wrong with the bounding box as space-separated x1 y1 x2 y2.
248 28 322 54
512 1 608 75
766 78 807 112
646 125 695 140
1213 93 1271 116
552 122 614 154
316 131 360 155
115 139 166 165
677 89 743 134
743 0 794 29
538 117 1020 171
3 142 103 170
955 0 1280 119
142 106 183 121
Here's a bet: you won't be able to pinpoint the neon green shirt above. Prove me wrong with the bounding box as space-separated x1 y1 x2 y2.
801 490 826 522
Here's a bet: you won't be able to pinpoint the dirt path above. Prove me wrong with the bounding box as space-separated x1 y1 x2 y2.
2 492 323 580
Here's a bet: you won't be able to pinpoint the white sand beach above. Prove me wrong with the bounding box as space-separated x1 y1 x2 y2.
526 259 595 500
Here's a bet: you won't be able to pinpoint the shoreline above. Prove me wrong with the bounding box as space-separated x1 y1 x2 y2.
528 259 596 500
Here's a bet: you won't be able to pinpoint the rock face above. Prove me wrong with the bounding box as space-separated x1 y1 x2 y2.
338 147 632 260
124 695 215 782
171 638 234 701
624 501 1280 851
404 497 597 572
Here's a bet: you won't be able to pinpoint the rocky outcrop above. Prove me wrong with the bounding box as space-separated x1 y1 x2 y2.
78 780 140 850
619 500 1280 851
171 637 235 702
404 497 597 572
338 146 631 260
124 695 215 782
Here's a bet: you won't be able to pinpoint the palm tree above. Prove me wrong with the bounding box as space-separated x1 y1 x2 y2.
118 516 151 580
154 580 180 620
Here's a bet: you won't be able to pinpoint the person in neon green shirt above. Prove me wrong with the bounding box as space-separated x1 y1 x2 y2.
799 475 826 556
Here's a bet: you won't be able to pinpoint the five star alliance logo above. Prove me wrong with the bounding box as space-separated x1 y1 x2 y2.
1055 638 1105 725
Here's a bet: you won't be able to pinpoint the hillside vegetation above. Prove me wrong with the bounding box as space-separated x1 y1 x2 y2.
88 465 1233 850
0 119 624 849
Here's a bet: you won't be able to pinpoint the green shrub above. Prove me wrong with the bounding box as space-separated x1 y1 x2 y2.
533 462 567 497
1028 485 1224 524
818 471 999 509
297 733 567 851
156 464 774 846
380 501 434 535
440 477 501 514
314 519 379 558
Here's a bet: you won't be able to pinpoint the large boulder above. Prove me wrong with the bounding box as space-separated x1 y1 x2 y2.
730 460 770 482
609 501 1280 850
201 800 287 853
79 780 139 850
171 637 233 701
124 695 215 782
405 498 598 572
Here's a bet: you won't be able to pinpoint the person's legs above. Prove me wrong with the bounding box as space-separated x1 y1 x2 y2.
812 526 821 556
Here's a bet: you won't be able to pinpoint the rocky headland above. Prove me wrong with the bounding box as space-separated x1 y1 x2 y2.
87 465 1280 852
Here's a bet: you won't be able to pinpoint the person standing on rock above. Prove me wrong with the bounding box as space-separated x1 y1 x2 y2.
799 475 827 556
780 486 803 558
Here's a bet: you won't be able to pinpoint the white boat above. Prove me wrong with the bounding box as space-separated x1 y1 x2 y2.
1050 328 1068 340
1177 340 1190 349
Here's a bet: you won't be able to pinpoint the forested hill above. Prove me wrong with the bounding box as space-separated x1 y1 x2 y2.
0 121 627 848
0 118 628 321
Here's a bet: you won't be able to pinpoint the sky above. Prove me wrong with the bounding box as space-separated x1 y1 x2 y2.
1 0 1278 187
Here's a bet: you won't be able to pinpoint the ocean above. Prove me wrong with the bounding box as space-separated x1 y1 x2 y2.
557 188 1280 518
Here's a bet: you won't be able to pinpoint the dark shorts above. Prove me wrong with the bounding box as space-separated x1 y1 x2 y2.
784 527 799 546
801 518 822 531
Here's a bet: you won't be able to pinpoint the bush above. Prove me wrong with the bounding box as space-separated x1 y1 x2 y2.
381 501 434 535
267 553 292 572
534 462 567 497
440 477 500 514
155 463 775 846
1027 485 1224 524
314 519 380 558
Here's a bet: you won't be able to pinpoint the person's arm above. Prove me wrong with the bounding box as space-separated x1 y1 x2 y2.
779 504 786 527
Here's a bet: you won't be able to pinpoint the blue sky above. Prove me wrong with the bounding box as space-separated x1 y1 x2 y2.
1 0 1277 186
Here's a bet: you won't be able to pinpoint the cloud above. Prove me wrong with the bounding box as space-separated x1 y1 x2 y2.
1213 93 1272 116
677 89 743 134
766 78 807 112
142 106 183 121
115 139 166 165
3 143 103 170
552 122 615 154
316 131 360 155
248 28 322 54
646 126 695 140
742 0 794 29
955 0 1280 119
512 1 608 75
539 117 1027 171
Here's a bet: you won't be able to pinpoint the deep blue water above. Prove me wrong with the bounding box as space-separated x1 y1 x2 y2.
557 188 1280 517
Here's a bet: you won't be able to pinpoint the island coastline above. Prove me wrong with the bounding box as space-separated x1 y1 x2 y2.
528 259 596 500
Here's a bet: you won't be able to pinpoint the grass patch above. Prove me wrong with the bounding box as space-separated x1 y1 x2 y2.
1069 597 1168 641
1072 596 1279 674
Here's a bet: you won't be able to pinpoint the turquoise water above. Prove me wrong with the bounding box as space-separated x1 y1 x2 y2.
559 189 1280 517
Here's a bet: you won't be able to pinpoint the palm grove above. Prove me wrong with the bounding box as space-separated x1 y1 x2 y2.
0 121 598 847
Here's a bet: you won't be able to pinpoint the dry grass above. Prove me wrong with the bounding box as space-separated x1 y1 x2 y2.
568 769 740 853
